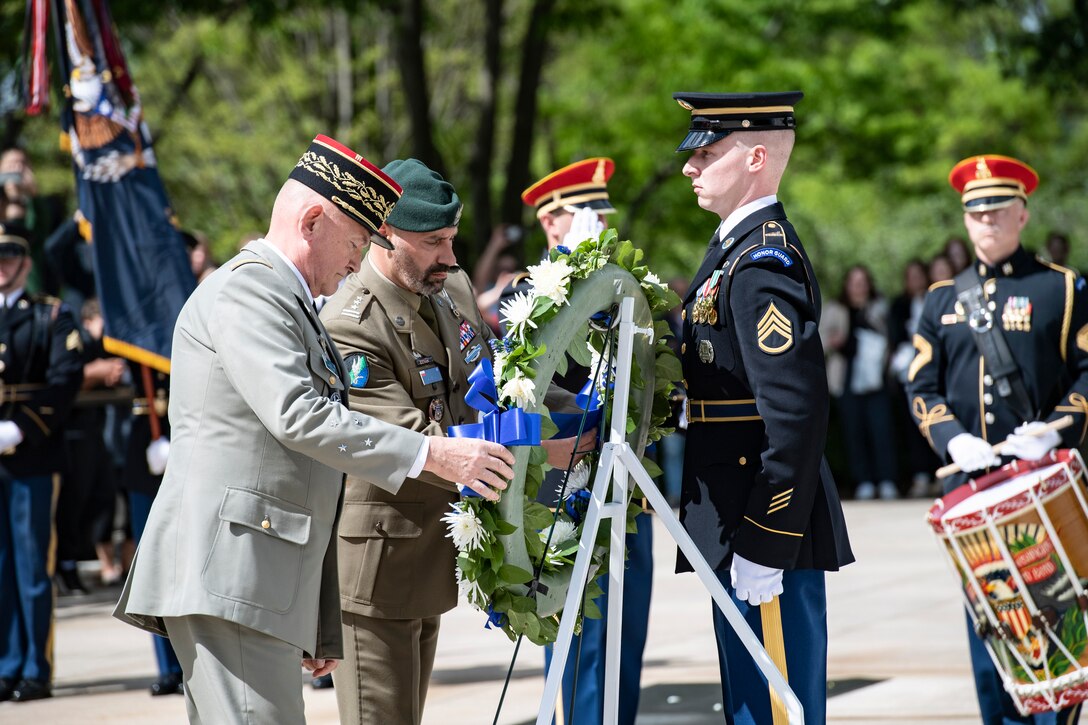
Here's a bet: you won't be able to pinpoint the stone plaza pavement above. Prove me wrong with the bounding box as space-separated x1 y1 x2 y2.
1 499 991 724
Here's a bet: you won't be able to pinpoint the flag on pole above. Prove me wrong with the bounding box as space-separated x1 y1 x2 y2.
24 0 196 373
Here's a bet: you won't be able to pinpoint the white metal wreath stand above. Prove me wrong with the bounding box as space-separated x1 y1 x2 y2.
535 296 803 725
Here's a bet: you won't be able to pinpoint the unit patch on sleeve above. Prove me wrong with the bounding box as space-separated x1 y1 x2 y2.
756 301 793 354
345 353 370 389
749 248 793 268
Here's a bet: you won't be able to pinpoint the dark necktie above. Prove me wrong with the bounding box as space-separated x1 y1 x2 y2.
707 228 721 250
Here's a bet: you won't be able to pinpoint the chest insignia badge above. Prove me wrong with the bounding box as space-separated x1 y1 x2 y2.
429 397 445 423
465 343 483 364
698 339 715 364
419 366 443 386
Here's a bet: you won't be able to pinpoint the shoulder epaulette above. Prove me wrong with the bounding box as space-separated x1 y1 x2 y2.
511 271 530 286
927 280 955 292
337 287 375 323
1036 255 1077 278
761 220 787 247
231 258 273 271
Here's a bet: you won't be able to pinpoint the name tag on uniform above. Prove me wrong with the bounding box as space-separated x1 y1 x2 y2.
419 366 443 386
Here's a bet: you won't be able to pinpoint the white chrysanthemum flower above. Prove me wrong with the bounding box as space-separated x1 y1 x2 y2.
500 372 537 408
566 460 592 492
540 519 578 546
455 567 485 605
499 291 537 335
528 258 574 306
441 504 486 552
642 271 664 288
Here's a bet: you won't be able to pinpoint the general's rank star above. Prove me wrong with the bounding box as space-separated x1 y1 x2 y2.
364 438 373 447
338 444 347 453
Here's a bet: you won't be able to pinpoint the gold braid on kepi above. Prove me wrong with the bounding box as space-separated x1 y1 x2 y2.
949 154 1039 213
288 134 402 249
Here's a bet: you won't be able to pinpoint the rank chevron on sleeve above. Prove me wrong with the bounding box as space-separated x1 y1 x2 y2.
757 301 793 354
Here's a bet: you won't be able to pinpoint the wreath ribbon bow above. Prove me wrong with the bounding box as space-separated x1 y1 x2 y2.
447 360 541 498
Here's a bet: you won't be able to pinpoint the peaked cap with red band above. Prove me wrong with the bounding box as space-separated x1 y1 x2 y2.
521 157 616 218
289 134 402 249
949 154 1039 213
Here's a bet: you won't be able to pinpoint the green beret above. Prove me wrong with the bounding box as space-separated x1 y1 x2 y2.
381 158 462 232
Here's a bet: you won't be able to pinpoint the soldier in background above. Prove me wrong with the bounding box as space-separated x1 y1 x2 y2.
0 222 84 702
908 154 1088 724
511 158 653 725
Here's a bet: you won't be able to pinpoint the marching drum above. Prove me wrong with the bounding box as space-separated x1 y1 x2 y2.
927 449 1088 715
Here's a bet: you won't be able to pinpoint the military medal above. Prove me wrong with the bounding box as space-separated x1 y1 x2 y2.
698 339 715 364
428 397 445 423
458 320 476 351
1002 296 1032 332
704 270 723 327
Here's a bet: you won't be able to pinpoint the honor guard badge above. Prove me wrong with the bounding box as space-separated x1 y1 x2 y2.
428 397 445 423
1001 296 1032 332
458 320 476 351
345 354 370 389
419 366 443 386
698 339 715 364
757 301 793 354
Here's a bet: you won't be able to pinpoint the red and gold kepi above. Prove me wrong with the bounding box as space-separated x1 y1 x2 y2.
672 91 803 152
949 154 1039 213
289 134 403 249
521 157 616 218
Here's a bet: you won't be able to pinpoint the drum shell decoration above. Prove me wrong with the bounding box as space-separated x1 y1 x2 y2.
928 449 1088 715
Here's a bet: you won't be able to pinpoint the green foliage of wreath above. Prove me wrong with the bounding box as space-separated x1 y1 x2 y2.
441 229 680 644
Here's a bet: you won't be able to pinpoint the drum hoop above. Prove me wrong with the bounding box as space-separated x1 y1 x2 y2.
927 450 1083 533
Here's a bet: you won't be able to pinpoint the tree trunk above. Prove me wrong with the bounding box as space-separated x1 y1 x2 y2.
500 0 555 237
387 0 446 177
467 0 503 260
333 7 353 140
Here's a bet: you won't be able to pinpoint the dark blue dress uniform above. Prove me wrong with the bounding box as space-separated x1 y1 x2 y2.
907 154 1088 725
0 225 84 701
678 203 854 724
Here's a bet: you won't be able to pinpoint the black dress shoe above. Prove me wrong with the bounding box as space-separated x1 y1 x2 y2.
0 678 14 702
150 672 183 696
55 568 89 597
11 679 51 702
311 673 334 689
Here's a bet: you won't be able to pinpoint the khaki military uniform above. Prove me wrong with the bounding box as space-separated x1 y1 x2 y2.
321 255 494 725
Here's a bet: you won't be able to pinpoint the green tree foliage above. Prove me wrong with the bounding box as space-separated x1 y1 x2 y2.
0 0 1085 295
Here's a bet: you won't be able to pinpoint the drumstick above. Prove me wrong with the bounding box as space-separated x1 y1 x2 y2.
935 415 1074 480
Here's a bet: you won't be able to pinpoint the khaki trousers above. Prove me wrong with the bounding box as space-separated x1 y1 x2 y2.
333 610 441 725
164 615 305 725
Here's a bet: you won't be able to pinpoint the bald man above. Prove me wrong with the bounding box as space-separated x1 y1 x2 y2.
114 136 513 724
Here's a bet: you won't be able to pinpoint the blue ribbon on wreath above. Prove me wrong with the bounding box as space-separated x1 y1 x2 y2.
447 359 542 497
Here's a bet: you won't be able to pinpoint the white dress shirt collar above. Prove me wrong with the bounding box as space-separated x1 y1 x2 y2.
0 289 25 309
716 194 778 242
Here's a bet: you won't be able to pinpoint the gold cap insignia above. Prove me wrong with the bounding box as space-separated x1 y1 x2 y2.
975 157 992 179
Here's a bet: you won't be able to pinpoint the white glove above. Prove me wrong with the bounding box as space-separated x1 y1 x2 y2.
0 421 24 451
730 553 784 606
561 206 604 249
146 437 170 476
947 432 1001 472
1002 422 1061 461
